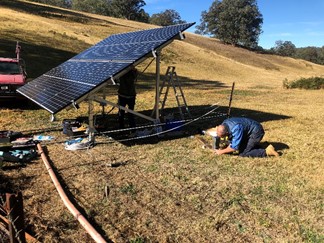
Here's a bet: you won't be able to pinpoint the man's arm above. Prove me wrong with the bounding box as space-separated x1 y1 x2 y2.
215 145 236 155
215 124 243 155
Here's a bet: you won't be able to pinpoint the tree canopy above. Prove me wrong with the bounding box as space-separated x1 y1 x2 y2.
28 0 71 8
270 40 324 65
27 0 189 25
150 9 185 26
196 0 263 49
72 0 109 15
27 0 150 22
107 0 149 22
271 40 296 57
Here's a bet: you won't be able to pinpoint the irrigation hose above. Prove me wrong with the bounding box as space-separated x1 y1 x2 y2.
37 143 107 243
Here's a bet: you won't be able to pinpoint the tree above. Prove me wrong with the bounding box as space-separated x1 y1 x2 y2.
109 0 149 22
295 46 319 63
71 0 149 22
195 0 263 49
72 0 109 15
319 46 324 65
272 40 296 57
150 9 185 26
28 0 71 8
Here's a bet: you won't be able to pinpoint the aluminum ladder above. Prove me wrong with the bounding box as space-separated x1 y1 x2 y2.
158 66 191 120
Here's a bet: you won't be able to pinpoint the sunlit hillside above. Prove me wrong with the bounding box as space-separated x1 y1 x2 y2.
1 0 323 87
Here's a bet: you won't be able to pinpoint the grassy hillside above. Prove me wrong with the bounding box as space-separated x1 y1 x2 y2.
1 1 324 242
1 0 323 83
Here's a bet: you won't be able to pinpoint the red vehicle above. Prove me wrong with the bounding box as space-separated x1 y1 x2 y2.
0 42 27 99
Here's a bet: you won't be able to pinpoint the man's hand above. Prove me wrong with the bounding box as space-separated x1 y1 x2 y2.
214 149 223 155
214 146 236 155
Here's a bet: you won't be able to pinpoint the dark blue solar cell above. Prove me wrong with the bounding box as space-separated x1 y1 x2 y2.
18 23 195 114
98 23 194 45
46 61 129 85
73 41 164 60
18 76 94 113
73 23 194 61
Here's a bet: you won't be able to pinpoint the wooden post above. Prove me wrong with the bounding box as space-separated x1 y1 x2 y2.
227 82 235 118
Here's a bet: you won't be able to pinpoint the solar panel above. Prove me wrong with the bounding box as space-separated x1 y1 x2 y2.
18 23 195 114
45 61 128 86
73 41 165 61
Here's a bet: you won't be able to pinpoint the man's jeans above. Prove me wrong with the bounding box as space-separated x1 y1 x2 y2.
239 127 266 158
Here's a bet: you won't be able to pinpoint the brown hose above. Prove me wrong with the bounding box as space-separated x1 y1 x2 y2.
37 143 106 243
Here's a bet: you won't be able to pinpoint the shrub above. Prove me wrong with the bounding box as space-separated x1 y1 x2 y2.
283 77 324 90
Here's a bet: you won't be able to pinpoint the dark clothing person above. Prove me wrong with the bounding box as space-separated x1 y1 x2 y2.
118 96 136 129
215 117 279 157
118 68 137 129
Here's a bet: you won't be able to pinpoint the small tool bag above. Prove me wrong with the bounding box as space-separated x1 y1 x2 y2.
62 119 82 136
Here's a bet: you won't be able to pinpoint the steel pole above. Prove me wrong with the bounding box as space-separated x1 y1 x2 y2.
155 52 161 120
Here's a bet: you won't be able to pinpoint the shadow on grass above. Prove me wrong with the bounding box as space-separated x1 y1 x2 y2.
1 0 137 29
270 142 290 150
0 98 41 110
0 39 78 79
0 172 26 193
91 105 291 147
1 0 99 24
136 72 229 92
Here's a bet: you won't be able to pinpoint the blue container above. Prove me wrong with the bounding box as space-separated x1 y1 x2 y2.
165 120 183 132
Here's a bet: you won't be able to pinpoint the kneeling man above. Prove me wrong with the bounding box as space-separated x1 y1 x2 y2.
214 117 279 157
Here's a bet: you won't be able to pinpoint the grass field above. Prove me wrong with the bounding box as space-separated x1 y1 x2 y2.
1 1 324 242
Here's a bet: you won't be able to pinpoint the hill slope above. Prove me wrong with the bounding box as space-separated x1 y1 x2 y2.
1 0 323 87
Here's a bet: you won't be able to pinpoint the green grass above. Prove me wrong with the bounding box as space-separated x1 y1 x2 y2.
120 183 137 195
299 225 324 242
283 77 324 90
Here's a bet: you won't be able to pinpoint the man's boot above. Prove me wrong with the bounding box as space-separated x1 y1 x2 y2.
265 144 279 157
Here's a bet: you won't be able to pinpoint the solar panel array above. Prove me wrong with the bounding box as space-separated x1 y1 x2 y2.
18 23 195 114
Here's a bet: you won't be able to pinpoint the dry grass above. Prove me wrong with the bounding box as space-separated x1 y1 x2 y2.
1 1 324 242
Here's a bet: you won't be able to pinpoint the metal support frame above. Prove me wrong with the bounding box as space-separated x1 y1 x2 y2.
87 97 96 142
154 51 161 121
93 97 155 122
59 29 187 119
87 50 163 143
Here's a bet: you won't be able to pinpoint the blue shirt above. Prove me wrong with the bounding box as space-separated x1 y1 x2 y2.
222 117 263 150
228 123 243 150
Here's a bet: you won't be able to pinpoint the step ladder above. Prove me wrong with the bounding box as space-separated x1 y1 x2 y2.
157 66 191 120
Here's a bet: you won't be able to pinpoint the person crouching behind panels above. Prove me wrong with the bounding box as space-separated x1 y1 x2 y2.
214 117 279 157
118 67 138 129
